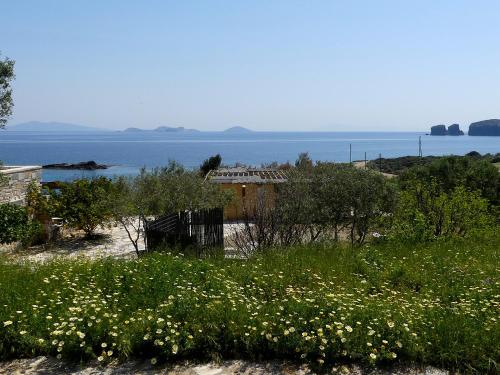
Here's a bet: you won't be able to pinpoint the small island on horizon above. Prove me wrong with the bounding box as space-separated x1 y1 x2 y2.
6 121 256 133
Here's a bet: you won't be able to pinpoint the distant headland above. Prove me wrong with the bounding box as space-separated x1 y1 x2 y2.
6 121 108 132
430 119 500 136
468 119 500 136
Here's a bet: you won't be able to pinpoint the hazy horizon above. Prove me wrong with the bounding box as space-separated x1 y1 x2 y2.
3 1 500 132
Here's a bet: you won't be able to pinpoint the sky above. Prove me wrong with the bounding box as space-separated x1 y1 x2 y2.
3 0 500 131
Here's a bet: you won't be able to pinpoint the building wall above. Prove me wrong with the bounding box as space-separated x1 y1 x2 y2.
0 166 42 205
219 183 277 221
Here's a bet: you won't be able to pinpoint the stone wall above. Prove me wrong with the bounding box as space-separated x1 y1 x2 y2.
0 166 42 205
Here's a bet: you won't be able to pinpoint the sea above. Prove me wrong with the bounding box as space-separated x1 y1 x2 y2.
0 131 498 182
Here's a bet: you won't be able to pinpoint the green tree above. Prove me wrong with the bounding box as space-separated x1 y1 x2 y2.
110 162 233 255
295 152 313 171
56 177 114 237
0 54 15 129
200 154 222 177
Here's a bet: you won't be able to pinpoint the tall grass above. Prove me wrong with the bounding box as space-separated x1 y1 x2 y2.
0 232 499 372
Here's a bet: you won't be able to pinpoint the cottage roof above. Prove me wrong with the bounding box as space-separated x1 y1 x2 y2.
205 167 288 184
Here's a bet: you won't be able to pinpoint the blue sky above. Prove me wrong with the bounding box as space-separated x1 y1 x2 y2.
3 1 500 131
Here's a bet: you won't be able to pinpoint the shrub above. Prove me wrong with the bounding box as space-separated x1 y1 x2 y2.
56 177 113 237
0 203 41 246
399 156 500 206
390 182 491 241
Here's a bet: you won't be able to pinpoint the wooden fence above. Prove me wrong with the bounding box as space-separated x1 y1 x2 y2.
144 207 224 254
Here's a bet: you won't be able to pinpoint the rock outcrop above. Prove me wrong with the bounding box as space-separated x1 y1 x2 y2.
42 161 108 170
430 124 464 136
468 119 500 136
447 123 464 136
430 125 447 135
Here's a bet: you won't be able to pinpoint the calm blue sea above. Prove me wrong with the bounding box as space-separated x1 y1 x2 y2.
0 131 498 181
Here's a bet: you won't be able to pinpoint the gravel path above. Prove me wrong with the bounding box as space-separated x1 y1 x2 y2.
0 357 450 375
0 222 248 262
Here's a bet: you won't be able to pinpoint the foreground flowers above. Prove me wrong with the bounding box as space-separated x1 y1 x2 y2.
0 238 499 372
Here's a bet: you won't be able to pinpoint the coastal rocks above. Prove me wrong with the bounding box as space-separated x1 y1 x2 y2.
468 119 500 136
430 124 464 136
447 124 464 136
430 125 447 136
42 161 108 170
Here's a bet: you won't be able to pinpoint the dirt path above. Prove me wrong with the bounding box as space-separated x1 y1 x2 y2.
353 161 396 178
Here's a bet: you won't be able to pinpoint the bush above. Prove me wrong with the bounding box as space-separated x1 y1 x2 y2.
390 182 491 241
56 177 113 237
0 203 41 246
399 156 500 206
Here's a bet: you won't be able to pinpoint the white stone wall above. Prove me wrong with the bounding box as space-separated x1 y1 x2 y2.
0 166 42 205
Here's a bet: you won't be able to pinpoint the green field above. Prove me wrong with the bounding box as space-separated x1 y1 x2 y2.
1 232 499 373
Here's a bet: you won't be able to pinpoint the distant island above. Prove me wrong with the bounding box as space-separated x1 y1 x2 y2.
223 126 253 133
6 121 107 132
124 125 253 133
468 119 500 136
430 124 464 136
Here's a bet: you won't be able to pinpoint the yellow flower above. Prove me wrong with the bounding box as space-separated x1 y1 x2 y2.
3 321 13 327
369 353 377 360
172 344 179 354
151 357 157 365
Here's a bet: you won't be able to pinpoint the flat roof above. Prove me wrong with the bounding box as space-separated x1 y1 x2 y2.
205 167 288 184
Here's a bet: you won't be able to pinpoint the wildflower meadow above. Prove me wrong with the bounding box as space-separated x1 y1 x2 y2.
1 231 498 373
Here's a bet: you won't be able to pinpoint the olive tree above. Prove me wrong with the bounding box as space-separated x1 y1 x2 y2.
110 162 233 255
232 164 397 254
0 54 15 129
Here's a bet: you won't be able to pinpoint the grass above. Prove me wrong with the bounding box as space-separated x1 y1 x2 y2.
0 232 499 373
